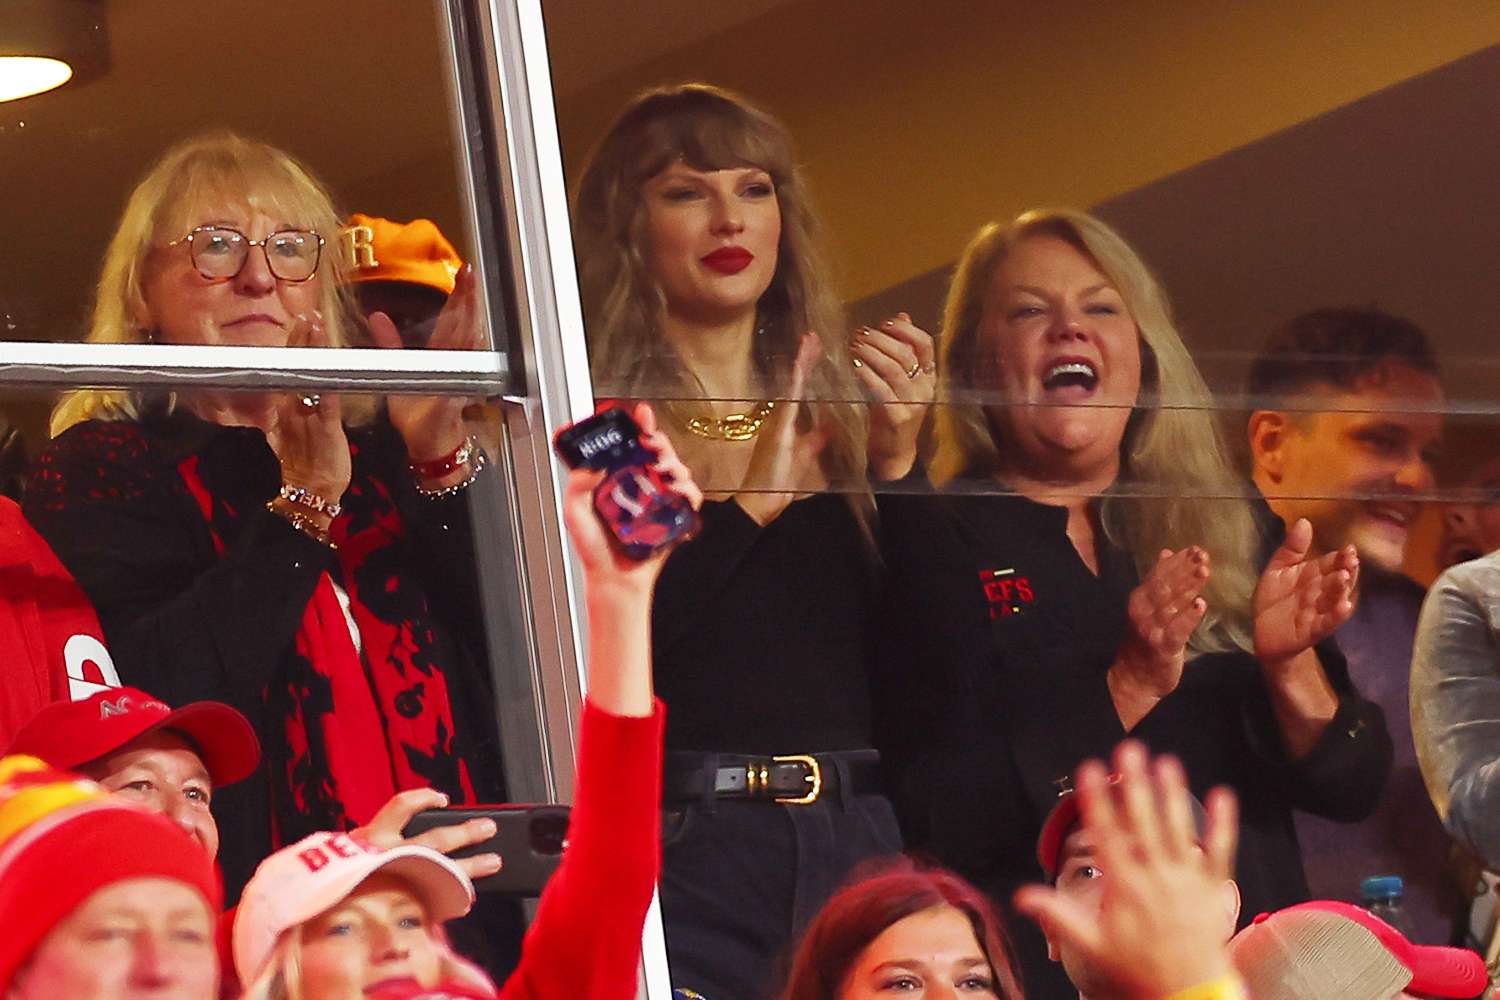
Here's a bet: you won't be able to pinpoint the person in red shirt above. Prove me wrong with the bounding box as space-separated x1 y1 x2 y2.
233 403 695 1000
0 495 117 748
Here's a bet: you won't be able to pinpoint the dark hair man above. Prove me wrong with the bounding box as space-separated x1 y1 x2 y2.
1246 307 1454 943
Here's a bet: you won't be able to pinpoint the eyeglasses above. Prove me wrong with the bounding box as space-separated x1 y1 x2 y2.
168 226 326 283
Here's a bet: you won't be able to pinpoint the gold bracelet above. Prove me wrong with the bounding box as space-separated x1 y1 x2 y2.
265 498 337 550
1159 973 1247 1000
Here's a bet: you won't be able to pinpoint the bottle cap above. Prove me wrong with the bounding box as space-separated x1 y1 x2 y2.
1360 874 1404 900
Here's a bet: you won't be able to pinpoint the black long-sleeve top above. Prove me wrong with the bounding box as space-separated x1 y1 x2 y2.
875 487 1392 997
23 409 504 902
651 493 879 754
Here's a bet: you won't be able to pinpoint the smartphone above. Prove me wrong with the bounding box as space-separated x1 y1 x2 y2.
402 805 570 896
552 406 700 560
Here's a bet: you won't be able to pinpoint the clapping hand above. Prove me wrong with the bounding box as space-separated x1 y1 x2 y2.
368 264 482 474
269 312 351 503
1253 517 1358 667
1108 547 1210 727
735 331 830 526
851 312 936 481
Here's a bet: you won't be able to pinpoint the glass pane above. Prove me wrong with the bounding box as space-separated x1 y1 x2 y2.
542 5 1500 990
0 383 540 971
0 0 512 384
0 1 547 988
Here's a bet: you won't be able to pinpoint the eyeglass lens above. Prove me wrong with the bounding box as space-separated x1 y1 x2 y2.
189 228 322 282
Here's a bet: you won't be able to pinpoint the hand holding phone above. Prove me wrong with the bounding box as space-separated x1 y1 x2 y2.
553 406 701 560
402 805 570 896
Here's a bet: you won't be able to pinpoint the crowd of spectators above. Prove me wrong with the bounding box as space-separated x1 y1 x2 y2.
3 80 1500 1000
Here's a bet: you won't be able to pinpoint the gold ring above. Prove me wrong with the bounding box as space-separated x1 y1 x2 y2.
905 361 921 380
299 394 321 411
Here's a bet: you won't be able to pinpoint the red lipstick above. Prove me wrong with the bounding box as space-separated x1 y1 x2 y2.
700 246 754 275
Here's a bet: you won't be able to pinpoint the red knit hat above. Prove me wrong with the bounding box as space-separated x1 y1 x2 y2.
0 755 223 992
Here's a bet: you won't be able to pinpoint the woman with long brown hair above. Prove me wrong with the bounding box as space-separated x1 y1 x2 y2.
572 84 933 1000
878 208 1391 994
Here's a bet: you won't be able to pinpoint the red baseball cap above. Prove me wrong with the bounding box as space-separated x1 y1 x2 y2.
1230 900 1488 998
5 687 260 787
1036 775 1207 878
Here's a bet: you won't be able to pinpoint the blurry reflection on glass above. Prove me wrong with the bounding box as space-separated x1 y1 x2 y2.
1441 456 1500 569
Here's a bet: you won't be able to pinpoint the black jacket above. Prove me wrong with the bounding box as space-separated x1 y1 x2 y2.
24 410 504 903
875 486 1391 998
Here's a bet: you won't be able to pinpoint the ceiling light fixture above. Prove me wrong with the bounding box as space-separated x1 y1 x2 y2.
0 1 108 104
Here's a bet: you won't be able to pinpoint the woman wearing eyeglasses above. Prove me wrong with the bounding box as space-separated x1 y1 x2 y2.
22 133 506 927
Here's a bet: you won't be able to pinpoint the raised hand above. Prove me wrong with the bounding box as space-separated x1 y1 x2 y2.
735 331 830 526
1108 547 1210 728
353 787 502 881
1253 517 1358 666
851 312 936 481
1014 742 1240 1000
268 313 351 503
560 402 700 718
368 264 480 475
560 402 702 589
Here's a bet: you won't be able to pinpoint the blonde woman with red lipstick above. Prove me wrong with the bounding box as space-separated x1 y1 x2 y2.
572 84 933 1000
876 208 1393 996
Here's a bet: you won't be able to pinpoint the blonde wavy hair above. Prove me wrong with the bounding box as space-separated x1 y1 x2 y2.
51 131 363 436
933 208 1257 654
237 907 493 1000
571 84 870 523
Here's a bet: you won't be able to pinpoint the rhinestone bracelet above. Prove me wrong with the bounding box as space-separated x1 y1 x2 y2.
278 483 342 519
414 447 488 499
265 498 337 549
409 435 476 481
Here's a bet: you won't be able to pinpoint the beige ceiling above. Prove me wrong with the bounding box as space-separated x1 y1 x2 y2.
4 1 1500 350
552 0 1500 302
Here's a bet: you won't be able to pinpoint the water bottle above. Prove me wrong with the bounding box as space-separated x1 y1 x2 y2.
1362 874 1418 940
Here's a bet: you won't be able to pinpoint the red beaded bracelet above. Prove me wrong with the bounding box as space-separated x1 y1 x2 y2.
409 436 475 481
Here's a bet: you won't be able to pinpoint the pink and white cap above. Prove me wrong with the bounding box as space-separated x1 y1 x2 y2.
232 830 475 986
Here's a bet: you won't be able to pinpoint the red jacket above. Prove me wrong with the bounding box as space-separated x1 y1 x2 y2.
501 698 663 1000
0 497 115 749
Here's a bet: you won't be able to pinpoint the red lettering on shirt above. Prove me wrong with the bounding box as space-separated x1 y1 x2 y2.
978 568 1037 621
298 847 329 872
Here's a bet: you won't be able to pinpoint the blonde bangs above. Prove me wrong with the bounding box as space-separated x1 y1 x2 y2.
147 135 349 290
52 131 364 436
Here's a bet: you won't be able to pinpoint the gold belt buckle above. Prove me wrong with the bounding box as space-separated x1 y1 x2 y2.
772 754 822 805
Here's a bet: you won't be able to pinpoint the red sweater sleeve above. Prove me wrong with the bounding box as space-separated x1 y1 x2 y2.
500 698 664 1000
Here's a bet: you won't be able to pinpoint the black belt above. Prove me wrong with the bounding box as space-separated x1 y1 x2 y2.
663 750 882 805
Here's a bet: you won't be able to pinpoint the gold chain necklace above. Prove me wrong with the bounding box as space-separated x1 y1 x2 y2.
679 400 777 441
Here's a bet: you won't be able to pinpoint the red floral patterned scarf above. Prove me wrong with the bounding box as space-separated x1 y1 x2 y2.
178 449 476 838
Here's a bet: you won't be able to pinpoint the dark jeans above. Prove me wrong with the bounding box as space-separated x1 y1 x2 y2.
659 786 904 1000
